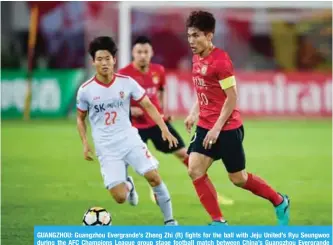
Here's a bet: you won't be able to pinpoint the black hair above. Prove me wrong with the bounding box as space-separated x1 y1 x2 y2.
88 36 118 59
133 36 152 47
186 11 216 33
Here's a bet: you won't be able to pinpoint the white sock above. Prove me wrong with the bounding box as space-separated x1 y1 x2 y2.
152 182 174 222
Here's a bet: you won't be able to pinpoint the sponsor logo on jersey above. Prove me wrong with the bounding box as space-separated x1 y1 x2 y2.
119 91 125 99
94 101 124 113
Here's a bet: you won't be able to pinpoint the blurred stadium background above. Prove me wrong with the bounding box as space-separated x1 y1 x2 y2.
1 1 332 244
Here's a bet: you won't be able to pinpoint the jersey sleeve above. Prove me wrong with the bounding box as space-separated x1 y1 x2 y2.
76 87 88 112
129 78 146 102
216 57 237 90
158 66 166 91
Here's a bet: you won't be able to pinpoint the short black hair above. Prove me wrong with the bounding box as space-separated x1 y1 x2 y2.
186 11 216 33
88 36 118 59
133 36 152 47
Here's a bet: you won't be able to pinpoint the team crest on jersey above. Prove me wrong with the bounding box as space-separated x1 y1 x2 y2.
152 74 159 84
201 65 208 75
119 91 125 98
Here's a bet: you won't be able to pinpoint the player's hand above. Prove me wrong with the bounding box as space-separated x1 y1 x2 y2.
203 126 220 150
83 143 94 161
165 115 174 122
161 129 179 149
184 114 196 134
131 107 144 117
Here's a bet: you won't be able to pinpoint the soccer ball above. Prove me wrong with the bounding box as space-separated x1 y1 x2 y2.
82 207 112 226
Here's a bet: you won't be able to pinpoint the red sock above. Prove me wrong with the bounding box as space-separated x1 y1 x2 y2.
193 174 223 221
242 173 283 206
182 156 189 167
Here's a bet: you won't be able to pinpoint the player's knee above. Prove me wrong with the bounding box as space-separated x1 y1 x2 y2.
188 167 205 180
109 185 128 204
188 153 211 180
112 192 127 204
114 196 127 204
144 170 161 187
228 171 247 186
174 148 187 161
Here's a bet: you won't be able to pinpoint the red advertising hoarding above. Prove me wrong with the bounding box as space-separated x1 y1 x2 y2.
164 72 332 117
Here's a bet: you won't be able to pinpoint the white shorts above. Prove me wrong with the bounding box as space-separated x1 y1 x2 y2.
98 144 159 190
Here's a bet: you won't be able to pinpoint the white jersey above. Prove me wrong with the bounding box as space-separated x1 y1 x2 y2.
76 73 146 158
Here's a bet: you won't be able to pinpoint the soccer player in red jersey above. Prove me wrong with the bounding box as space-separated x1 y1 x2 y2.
119 36 233 205
118 36 188 165
184 11 290 225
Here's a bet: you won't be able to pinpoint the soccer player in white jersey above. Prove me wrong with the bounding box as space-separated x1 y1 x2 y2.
76 36 179 225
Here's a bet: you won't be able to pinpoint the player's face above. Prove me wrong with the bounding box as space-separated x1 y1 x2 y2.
187 27 213 55
132 43 153 68
93 50 116 76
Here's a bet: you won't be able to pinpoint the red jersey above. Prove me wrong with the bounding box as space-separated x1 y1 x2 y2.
118 63 166 129
192 47 242 131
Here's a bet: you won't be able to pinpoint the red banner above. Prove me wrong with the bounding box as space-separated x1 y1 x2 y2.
164 71 332 117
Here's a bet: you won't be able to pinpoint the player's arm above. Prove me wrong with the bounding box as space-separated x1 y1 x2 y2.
157 88 164 110
139 96 178 148
158 66 166 110
130 78 178 148
184 97 199 133
157 66 172 120
203 78 237 149
77 110 94 161
130 106 144 117
214 58 238 130
77 110 88 146
214 84 237 130
157 74 165 110
203 59 237 149
189 97 199 119
157 82 173 122
76 88 94 161
158 87 172 121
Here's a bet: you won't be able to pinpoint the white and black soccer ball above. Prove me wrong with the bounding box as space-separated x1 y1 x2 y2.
82 207 112 226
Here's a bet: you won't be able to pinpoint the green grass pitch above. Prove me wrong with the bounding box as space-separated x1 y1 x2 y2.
1 119 332 244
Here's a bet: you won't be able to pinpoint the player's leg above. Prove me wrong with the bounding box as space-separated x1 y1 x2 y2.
167 123 188 166
146 124 187 205
229 169 290 225
150 122 189 166
99 156 138 206
146 123 189 204
125 145 178 225
144 169 177 225
187 127 227 225
108 182 133 204
219 126 290 225
151 122 233 206
173 148 189 166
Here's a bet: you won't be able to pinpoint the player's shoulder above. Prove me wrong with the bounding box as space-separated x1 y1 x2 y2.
79 76 95 91
212 48 232 63
212 48 229 59
114 73 133 82
150 63 165 73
